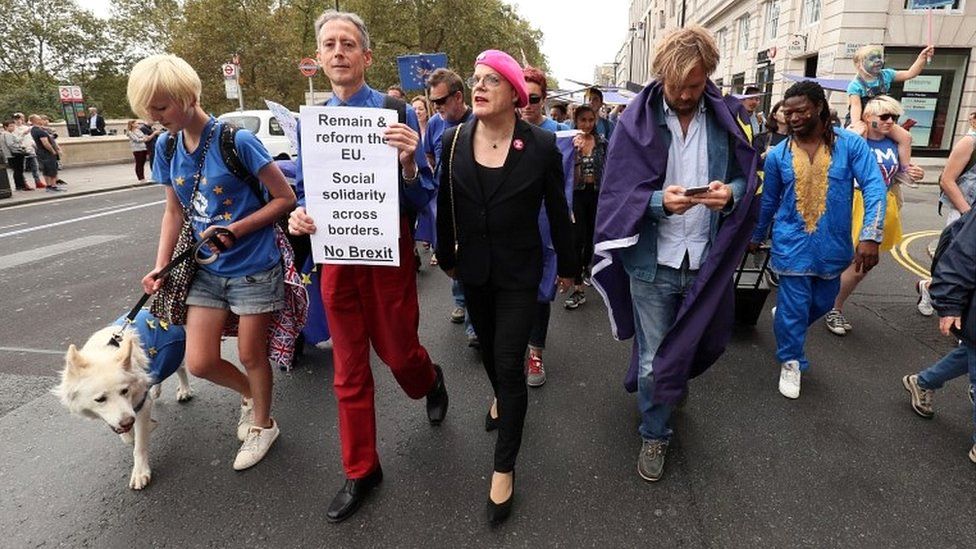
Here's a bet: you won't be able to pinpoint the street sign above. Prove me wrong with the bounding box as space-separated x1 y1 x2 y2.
58 85 84 103
299 57 318 77
59 86 71 101
786 34 808 57
225 78 240 99
70 86 83 101
222 63 238 79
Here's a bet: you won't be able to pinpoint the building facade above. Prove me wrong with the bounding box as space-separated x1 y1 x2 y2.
616 0 976 158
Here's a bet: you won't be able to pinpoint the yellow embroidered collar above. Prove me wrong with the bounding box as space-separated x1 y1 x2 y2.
790 140 831 233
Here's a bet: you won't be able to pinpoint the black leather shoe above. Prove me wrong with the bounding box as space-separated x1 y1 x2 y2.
486 472 515 524
426 364 448 425
485 410 499 432
326 466 383 523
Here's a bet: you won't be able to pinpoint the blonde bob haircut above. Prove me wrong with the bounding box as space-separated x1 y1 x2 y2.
862 95 905 119
852 45 883 66
127 54 202 121
651 26 719 84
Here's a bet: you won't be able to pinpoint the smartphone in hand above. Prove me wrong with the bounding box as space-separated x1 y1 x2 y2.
684 185 711 196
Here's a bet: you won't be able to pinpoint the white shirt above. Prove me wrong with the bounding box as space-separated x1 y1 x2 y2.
657 98 710 270
89 114 97 130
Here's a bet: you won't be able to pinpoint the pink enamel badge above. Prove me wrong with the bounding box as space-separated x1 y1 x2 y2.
513 139 524 151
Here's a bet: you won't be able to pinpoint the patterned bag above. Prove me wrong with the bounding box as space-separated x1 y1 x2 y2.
149 213 198 325
149 122 217 326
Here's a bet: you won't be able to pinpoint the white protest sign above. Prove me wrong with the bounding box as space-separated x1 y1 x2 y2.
264 99 299 155
300 106 400 266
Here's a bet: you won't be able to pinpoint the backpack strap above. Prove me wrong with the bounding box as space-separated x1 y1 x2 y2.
217 122 265 205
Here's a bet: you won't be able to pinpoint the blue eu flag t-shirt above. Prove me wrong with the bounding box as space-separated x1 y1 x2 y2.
152 118 278 278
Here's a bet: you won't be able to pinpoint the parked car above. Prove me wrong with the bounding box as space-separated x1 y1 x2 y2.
217 109 297 159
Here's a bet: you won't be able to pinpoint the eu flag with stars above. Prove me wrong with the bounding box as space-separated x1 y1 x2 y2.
396 53 448 91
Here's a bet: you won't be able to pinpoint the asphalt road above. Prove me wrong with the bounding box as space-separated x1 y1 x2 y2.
0 184 973 547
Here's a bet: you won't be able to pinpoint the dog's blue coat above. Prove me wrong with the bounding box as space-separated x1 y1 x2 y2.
113 310 186 386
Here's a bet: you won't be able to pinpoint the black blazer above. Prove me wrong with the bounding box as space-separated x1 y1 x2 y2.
89 114 106 136
436 118 577 290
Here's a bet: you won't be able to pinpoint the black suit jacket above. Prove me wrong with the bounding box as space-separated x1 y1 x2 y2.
89 114 106 136
436 118 577 290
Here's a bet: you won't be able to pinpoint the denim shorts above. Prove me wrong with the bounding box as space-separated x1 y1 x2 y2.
186 263 284 315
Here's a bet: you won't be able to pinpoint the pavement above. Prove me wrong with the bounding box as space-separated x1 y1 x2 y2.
1 175 974 547
1 162 152 209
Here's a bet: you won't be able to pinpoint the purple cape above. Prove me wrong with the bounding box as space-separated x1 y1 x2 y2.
590 80 759 403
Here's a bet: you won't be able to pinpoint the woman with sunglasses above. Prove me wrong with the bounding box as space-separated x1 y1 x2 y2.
519 66 570 388
435 50 576 524
825 95 924 336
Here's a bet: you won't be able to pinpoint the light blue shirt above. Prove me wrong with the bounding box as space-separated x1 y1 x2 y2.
658 98 710 270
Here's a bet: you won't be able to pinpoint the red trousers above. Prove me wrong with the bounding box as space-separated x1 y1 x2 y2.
320 221 436 479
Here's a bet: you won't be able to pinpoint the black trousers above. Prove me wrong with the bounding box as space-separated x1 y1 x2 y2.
463 284 537 473
572 187 598 284
8 154 26 189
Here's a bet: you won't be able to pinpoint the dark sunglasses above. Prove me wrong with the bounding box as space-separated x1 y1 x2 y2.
430 93 453 106
528 94 543 105
879 113 900 122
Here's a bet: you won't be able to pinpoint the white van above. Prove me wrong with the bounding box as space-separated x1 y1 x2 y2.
217 110 297 159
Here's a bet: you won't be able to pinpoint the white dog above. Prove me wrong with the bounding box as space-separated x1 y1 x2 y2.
53 310 191 490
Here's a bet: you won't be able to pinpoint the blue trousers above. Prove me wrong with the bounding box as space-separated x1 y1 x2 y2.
630 263 698 442
774 274 841 371
917 342 976 443
452 279 475 337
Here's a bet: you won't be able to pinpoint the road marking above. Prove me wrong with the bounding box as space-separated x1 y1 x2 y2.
0 222 27 230
0 234 125 271
889 230 941 279
84 202 137 214
0 200 164 239
0 346 65 356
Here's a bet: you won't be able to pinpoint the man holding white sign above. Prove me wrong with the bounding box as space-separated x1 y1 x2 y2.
288 10 448 524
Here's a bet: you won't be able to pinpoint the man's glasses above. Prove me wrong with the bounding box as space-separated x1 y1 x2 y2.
430 94 452 106
466 74 502 89
528 94 542 105
878 113 900 122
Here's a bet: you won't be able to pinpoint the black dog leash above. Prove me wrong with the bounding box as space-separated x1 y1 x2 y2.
108 227 236 348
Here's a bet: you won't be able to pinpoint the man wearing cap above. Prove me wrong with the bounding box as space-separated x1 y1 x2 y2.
591 26 759 482
287 9 448 524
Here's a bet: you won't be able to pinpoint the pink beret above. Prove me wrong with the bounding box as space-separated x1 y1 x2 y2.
474 49 529 108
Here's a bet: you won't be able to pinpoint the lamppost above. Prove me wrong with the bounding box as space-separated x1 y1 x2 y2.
628 26 636 84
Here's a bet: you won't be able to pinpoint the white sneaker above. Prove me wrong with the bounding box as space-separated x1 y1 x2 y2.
916 280 934 317
779 360 801 399
233 419 280 471
237 398 254 441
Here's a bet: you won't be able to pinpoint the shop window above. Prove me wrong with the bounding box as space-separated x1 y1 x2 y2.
886 47 971 155
904 0 962 9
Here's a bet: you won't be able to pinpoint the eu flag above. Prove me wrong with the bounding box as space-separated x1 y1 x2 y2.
396 53 448 91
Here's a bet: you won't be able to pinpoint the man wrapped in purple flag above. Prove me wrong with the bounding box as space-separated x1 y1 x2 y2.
590 26 759 482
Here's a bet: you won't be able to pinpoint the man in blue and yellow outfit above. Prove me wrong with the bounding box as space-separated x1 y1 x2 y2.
749 81 886 400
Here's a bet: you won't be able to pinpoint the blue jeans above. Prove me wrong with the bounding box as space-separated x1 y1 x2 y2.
630 263 698 442
917 342 976 443
774 274 840 371
452 278 475 336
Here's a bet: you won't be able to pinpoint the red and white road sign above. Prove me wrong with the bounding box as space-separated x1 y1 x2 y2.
222 63 238 78
298 58 318 77
70 86 83 101
59 86 71 101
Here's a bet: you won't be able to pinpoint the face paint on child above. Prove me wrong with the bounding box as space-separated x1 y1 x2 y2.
862 49 884 77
